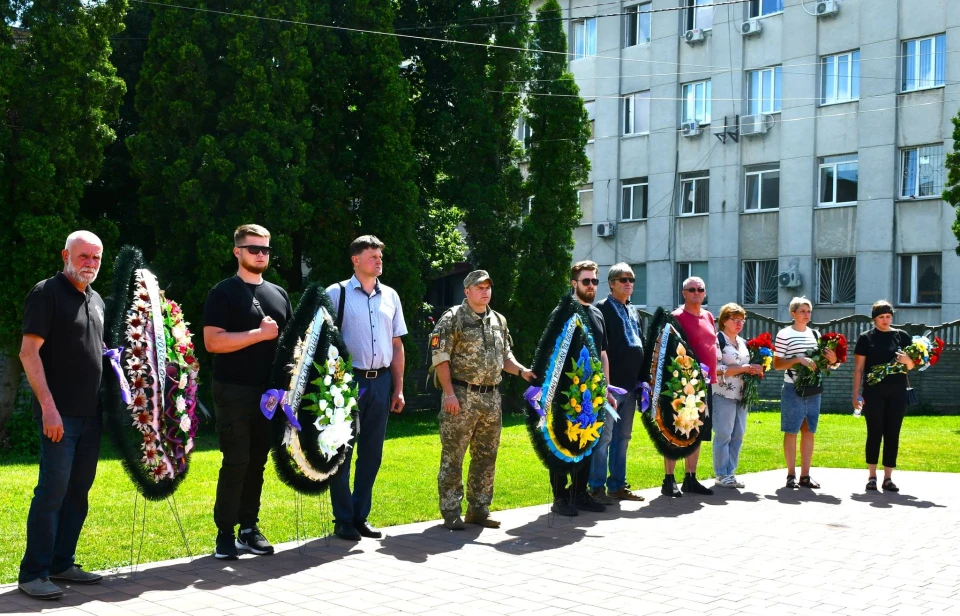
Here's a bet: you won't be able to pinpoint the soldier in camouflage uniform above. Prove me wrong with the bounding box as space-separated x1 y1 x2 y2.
431 270 535 530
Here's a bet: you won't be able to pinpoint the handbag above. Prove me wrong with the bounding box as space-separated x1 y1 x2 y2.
905 373 919 406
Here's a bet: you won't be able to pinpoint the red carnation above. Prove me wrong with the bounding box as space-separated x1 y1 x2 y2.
185 355 195 365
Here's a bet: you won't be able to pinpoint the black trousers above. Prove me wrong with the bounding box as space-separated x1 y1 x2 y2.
550 463 590 500
212 381 272 533
862 387 908 468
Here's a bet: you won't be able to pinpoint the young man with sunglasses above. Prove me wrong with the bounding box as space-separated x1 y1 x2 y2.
588 263 646 505
203 224 292 559
663 276 715 497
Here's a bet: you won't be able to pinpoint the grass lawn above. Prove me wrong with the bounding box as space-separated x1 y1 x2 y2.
2 409 959 583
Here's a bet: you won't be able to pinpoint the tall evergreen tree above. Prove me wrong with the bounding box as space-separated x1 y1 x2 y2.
0 0 127 428
511 0 590 363
944 111 960 255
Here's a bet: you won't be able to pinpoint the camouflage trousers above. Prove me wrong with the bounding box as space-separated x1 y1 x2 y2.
438 385 502 519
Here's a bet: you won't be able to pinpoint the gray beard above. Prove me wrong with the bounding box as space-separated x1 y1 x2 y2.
65 262 98 285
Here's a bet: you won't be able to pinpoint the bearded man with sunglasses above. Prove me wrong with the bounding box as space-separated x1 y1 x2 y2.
203 224 292 560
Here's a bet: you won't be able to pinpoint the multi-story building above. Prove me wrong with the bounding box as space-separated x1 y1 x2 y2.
538 0 959 322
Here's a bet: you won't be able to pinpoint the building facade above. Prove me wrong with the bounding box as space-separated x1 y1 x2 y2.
541 0 960 322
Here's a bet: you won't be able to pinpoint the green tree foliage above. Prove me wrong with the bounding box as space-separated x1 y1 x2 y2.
0 0 127 426
944 112 960 256
511 0 590 363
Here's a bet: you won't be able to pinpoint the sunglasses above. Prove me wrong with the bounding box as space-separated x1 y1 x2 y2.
615 277 636 284
240 245 271 256
578 278 600 287
684 287 705 293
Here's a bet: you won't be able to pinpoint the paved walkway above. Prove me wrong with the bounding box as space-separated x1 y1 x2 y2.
2 468 958 616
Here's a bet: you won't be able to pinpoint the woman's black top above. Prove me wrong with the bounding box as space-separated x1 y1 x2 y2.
854 328 912 392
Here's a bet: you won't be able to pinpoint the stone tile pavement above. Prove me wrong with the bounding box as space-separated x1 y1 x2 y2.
2 468 958 616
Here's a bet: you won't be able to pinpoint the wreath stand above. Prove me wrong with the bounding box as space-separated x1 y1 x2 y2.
123 490 198 580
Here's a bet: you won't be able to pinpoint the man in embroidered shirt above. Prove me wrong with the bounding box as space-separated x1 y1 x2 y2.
327 235 407 541
588 263 646 504
663 276 715 497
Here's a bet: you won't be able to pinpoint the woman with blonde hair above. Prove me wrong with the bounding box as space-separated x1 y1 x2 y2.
712 303 764 488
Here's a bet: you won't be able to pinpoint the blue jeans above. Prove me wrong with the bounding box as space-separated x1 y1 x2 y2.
330 372 392 524
19 415 102 584
588 391 637 491
711 394 747 477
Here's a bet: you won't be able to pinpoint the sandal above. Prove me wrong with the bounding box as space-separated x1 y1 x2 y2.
798 476 820 489
882 478 899 492
866 477 878 491
785 474 797 489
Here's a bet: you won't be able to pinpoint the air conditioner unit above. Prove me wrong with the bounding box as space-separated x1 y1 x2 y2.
684 29 706 45
739 114 772 136
680 121 703 137
741 19 762 37
815 0 839 17
595 222 616 238
778 270 803 289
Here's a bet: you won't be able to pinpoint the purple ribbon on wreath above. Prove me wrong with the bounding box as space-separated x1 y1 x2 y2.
260 389 302 431
523 386 544 418
700 363 710 380
635 382 651 413
103 346 131 404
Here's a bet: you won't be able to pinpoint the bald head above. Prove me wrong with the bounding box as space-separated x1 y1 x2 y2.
64 230 103 252
62 230 103 289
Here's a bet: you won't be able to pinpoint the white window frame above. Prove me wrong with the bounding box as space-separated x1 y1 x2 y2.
681 80 712 125
623 91 650 135
624 3 652 47
685 0 714 32
749 0 784 18
901 34 946 93
818 154 858 207
621 179 648 221
679 172 709 216
743 164 780 211
578 187 594 225
742 260 779 306
899 144 945 199
899 254 942 305
573 18 598 60
747 66 782 115
817 257 856 305
515 115 532 152
820 50 860 105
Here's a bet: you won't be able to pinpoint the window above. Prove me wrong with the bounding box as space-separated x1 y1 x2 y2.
625 3 652 47
621 178 648 221
681 80 711 125
747 66 782 115
578 187 594 224
680 172 709 215
819 154 858 206
901 34 946 92
817 257 856 305
742 260 778 305
521 196 533 217
515 115 532 151
685 0 713 31
744 164 780 211
749 0 783 17
623 91 650 135
584 100 596 141
631 264 648 306
677 262 709 306
821 51 860 104
899 254 942 305
900 144 944 198
573 18 597 60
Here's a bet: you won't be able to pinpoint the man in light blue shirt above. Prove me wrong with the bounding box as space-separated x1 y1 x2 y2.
327 235 407 541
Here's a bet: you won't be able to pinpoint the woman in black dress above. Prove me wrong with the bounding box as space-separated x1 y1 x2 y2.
851 300 915 492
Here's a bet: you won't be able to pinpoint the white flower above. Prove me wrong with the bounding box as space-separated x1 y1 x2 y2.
323 375 332 387
175 396 187 413
327 345 339 360
330 385 341 398
179 415 192 432
672 371 679 378
316 420 354 460
343 372 353 383
328 363 336 375
681 378 688 386
347 396 357 410
317 399 329 411
178 373 188 389
172 324 187 341
333 394 345 408
691 370 699 378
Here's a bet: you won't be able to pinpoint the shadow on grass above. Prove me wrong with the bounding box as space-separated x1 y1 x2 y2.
849 492 945 509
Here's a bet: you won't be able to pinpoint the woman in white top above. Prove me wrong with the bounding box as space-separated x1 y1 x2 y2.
713 303 764 488
773 297 837 489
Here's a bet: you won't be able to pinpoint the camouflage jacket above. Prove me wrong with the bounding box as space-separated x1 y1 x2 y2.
430 300 515 386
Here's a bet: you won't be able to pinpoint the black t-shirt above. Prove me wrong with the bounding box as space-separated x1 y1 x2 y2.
203 276 292 387
22 272 105 419
582 303 608 354
597 297 645 388
854 327 912 391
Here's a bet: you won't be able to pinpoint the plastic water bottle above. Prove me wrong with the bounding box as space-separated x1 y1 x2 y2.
854 397 862 417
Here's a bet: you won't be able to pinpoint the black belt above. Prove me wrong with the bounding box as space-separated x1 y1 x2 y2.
452 379 498 394
354 367 389 379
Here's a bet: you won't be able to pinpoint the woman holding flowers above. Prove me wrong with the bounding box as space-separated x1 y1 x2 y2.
712 304 764 489
774 297 837 489
851 300 914 492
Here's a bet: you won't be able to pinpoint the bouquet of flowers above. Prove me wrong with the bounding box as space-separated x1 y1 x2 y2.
793 331 848 393
663 343 708 438
742 333 774 409
560 346 607 448
301 345 359 460
866 335 945 385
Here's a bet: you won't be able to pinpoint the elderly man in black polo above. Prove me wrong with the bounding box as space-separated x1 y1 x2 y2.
18 231 106 600
327 235 408 541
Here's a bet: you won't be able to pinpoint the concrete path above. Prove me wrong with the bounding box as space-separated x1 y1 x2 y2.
2 468 958 615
